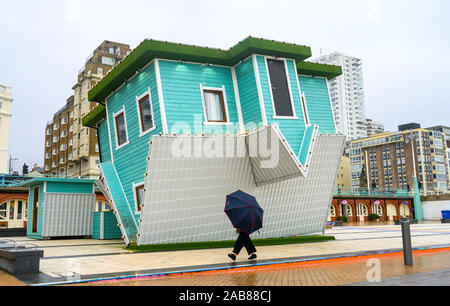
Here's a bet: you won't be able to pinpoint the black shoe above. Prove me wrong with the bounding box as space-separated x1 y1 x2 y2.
248 254 257 260
228 253 236 261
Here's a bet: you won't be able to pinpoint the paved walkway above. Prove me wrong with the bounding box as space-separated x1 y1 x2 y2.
1 222 450 286
82 247 450 286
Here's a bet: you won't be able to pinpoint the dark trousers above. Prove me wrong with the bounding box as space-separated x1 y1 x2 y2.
233 232 257 255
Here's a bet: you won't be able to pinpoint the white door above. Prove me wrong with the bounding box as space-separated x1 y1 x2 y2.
357 204 369 222
387 204 397 221
400 204 410 217
6 200 26 229
329 205 336 222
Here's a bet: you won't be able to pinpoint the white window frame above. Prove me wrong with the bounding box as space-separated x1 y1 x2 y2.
113 107 130 150
136 87 156 137
264 56 298 120
133 181 145 215
200 84 232 126
300 92 311 126
102 56 115 66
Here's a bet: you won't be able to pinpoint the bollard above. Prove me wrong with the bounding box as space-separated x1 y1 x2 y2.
400 218 413 266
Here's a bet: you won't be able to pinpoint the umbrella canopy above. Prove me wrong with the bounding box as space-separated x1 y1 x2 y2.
224 190 264 235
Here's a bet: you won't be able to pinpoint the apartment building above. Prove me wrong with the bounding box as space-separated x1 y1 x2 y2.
348 124 450 195
336 154 352 190
0 85 13 173
428 125 450 169
44 96 74 175
365 119 384 137
313 52 367 140
44 41 131 177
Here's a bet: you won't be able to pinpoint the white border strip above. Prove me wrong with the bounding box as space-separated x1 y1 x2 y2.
154 59 169 134
252 55 268 127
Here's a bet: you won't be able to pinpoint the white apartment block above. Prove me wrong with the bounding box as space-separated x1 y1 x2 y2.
313 52 367 140
365 119 384 137
0 85 13 173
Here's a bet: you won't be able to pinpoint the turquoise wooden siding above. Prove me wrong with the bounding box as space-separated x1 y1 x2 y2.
235 57 262 128
256 56 307 155
26 183 45 240
158 60 241 135
106 62 162 221
100 162 138 242
92 212 122 240
98 119 111 162
298 76 336 135
92 213 101 239
298 125 317 165
46 182 94 194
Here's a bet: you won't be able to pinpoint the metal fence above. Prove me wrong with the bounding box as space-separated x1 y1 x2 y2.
334 187 415 198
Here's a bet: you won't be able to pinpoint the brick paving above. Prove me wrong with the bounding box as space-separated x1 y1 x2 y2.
2 223 450 286
83 248 450 286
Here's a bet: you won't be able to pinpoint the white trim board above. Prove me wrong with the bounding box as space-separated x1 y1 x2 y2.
154 59 169 135
252 55 268 127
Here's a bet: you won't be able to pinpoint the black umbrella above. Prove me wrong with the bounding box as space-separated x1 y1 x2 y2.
224 190 264 235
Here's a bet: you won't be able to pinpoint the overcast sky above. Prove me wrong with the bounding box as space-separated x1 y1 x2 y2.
1 0 449 171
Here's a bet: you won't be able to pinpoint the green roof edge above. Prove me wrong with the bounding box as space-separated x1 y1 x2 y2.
82 104 106 128
84 37 342 127
297 62 342 79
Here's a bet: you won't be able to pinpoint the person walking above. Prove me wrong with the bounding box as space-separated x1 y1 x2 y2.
228 229 257 261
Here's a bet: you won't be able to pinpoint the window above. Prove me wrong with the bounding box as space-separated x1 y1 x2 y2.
102 56 115 66
136 91 155 135
266 58 295 118
114 109 129 148
97 68 103 75
201 87 228 123
134 183 145 213
300 93 310 125
0 202 6 221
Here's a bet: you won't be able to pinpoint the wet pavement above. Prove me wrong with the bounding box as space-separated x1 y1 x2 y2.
82 247 450 286
1 222 450 286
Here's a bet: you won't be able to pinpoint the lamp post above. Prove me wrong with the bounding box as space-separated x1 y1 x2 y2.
405 132 422 221
8 156 18 174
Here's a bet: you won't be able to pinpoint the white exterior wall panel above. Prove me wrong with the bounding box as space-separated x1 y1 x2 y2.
138 133 344 245
42 193 96 237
